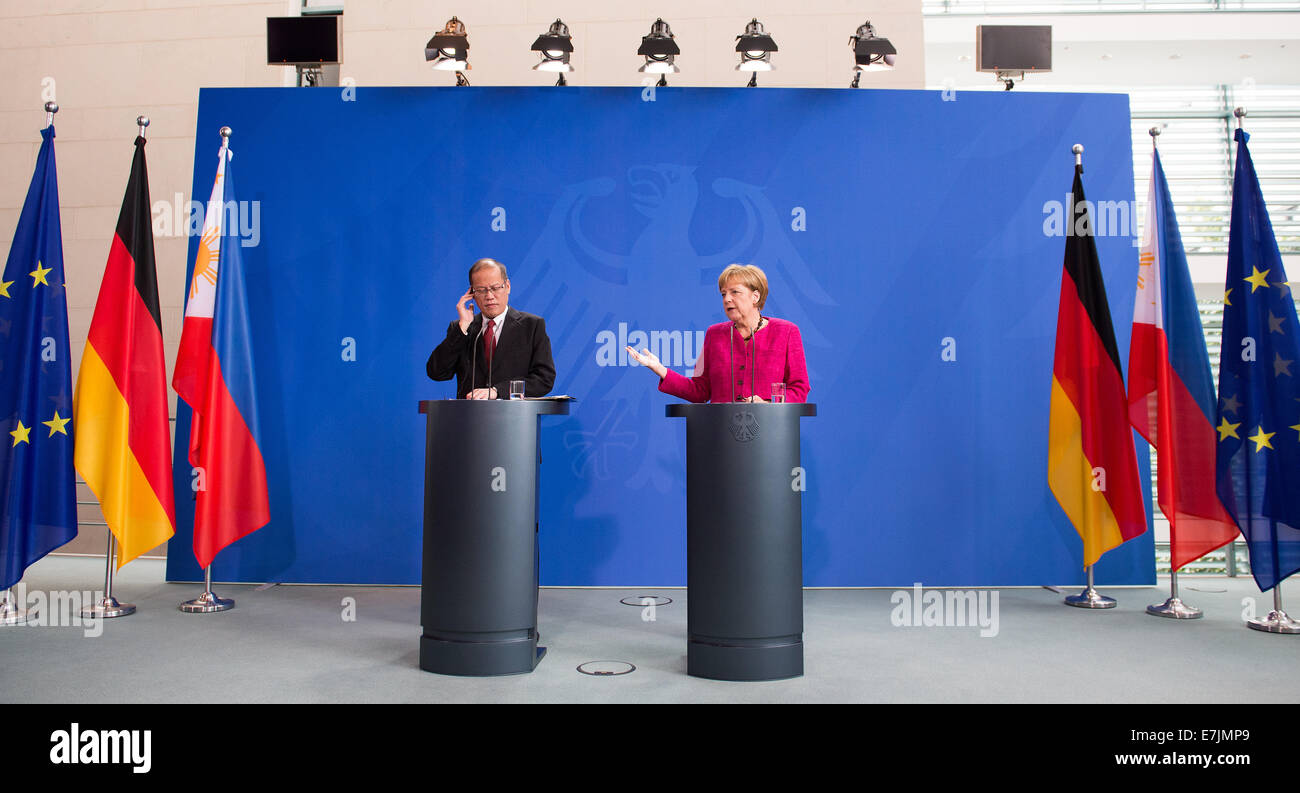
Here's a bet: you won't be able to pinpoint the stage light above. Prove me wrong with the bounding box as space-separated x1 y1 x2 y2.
848 21 896 88
425 16 470 86
531 19 574 85
735 18 777 87
637 18 679 86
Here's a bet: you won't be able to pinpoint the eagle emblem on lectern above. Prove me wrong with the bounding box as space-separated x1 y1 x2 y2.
729 412 759 443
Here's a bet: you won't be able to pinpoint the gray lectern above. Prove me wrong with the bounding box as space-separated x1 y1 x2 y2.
666 402 815 681
418 399 569 676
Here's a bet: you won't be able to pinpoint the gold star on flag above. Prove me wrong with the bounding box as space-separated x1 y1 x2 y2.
10 421 31 446
1277 353 1294 378
1244 266 1270 292
1291 421 1300 440
1269 312 1286 335
1216 418 1241 441
1223 288 1232 306
1248 426 1275 452
0 280 12 298
1221 394 1242 414
29 261 52 287
1275 280 1294 298
42 410 70 437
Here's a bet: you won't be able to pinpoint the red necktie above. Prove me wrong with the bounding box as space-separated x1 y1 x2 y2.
483 318 496 373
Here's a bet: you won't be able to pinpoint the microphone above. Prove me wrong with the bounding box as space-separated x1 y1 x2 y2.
731 316 761 402
486 315 495 400
750 316 758 403
729 323 736 403
468 316 486 400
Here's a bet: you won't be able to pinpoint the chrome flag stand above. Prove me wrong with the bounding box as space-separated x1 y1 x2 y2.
1247 584 1300 634
0 587 35 625
179 566 234 613
1147 568 1202 619
80 534 136 619
1065 565 1117 609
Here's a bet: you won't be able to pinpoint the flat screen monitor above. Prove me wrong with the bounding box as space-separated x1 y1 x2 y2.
976 25 1051 73
267 16 341 65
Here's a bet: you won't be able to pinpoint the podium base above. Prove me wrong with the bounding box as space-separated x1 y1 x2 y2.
419 633 545 676
688 637 803 682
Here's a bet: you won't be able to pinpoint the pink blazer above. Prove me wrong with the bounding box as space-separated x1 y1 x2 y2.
659 317 810 403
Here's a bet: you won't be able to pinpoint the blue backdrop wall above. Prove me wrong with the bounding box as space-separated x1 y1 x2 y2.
165 86 1155 587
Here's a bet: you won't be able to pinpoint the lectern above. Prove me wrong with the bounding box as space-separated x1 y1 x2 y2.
418 399 569 676
666 402 815 681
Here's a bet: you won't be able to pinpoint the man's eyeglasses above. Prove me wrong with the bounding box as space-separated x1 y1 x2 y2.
470 283 507 297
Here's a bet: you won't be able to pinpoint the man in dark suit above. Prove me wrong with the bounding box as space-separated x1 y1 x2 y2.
427 258 556 399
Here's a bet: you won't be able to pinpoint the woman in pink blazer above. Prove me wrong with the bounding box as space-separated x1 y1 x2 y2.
627 264 810 403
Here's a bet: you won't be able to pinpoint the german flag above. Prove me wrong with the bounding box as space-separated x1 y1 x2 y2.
73 136 175 567
1048 163 1147 568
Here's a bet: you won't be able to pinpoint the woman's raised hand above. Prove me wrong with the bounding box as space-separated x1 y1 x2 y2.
625 346 667 378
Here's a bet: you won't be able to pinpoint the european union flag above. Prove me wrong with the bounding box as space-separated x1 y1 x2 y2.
1215 128 1300 593
0 125 77 591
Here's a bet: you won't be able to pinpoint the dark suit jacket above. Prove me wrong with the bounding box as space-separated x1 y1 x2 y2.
426 307 556 399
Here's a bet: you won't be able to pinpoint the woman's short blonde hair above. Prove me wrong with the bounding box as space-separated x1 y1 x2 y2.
717 264 769 310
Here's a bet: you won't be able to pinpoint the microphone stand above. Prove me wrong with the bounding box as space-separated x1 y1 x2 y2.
729 324 736 403
487 316 495 400
469 317 485 399
730 314 761 403
750 316 758 402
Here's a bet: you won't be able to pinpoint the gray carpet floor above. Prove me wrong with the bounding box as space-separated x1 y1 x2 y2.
2 556 1296 703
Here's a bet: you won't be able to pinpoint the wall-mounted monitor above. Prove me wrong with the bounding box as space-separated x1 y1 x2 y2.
267 15 341 66
976 25 1052 74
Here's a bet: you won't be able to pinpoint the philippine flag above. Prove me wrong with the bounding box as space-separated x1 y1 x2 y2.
1127 147 1238 572
172 140 269 570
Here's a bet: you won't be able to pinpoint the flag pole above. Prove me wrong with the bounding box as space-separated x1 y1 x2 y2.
178 124 237 615
1230 106 1298 634
0 588 36 625
1065 564 1117 608
1061 142 1117 610
79 113 158 622
80 533 136 619
179 565 234 613
6 100 64 628
1148 567 1202 619
1139 124 1203 620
